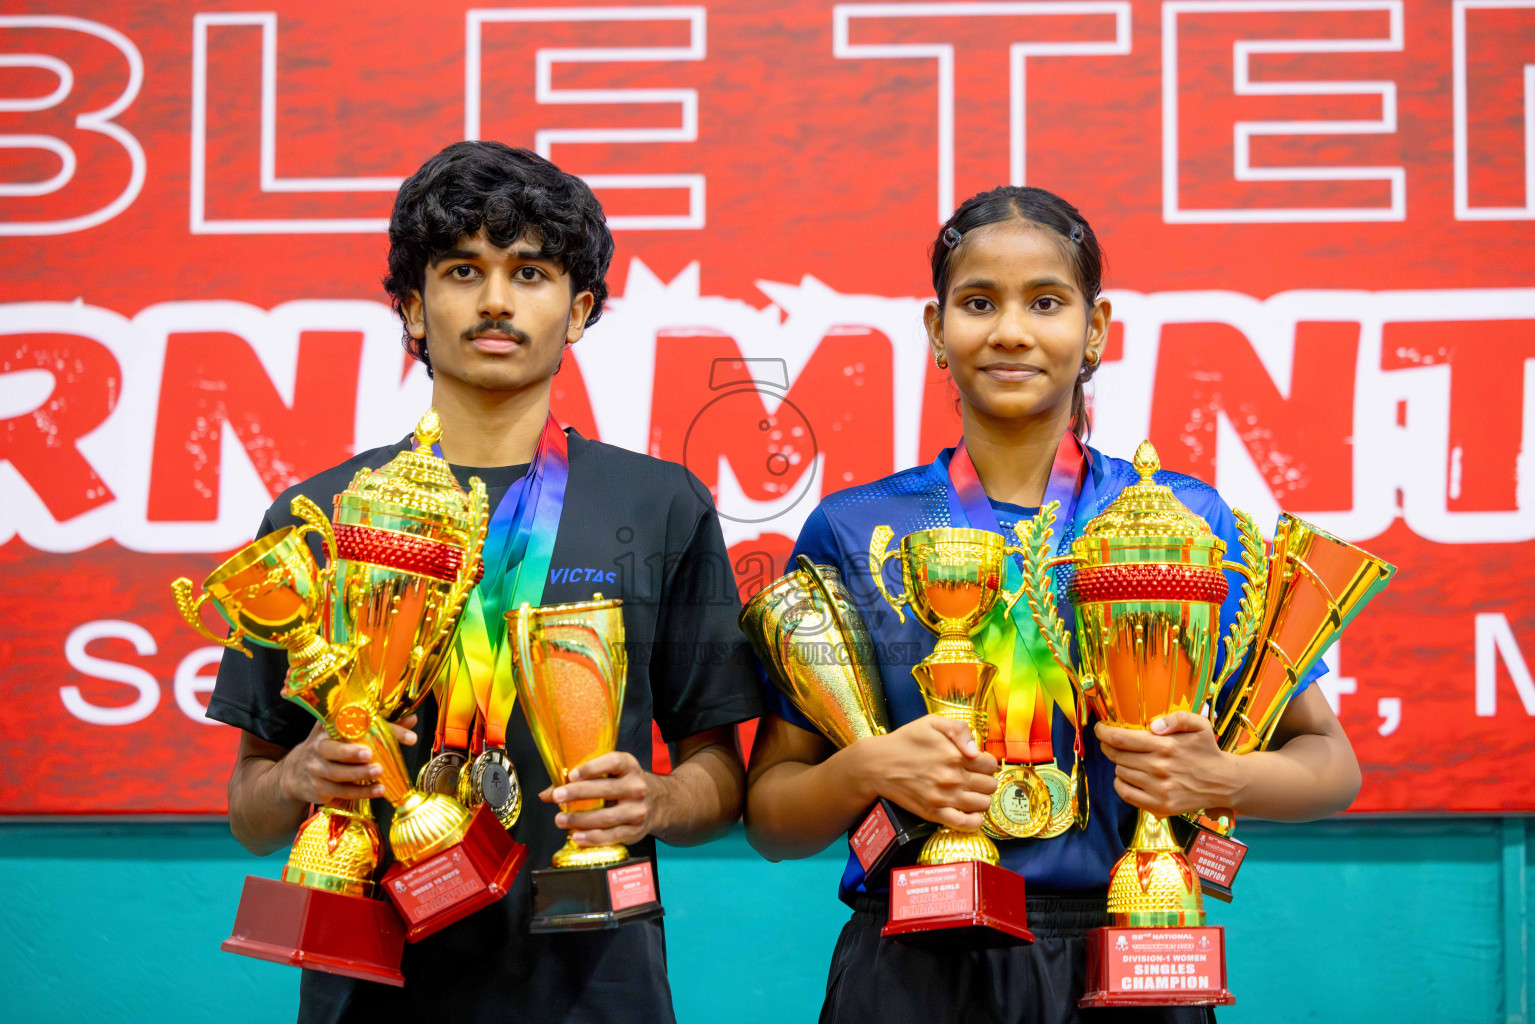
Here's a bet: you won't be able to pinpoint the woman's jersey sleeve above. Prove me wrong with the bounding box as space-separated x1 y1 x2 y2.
752 504 840 736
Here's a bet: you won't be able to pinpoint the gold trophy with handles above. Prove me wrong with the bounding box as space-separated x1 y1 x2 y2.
741 555 935 886
1018 441 1394 1007
507 595 664 931
865 527 1034 947
173 410 527 980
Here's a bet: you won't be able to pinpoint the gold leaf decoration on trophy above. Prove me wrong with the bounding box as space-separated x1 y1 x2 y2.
1212 510 1268 698
1015 500 1077 689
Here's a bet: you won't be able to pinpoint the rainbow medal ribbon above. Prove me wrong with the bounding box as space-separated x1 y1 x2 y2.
420 415 569 827
942 433 1096 840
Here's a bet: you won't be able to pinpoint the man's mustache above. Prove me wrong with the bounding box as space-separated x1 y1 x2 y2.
461 318 532 344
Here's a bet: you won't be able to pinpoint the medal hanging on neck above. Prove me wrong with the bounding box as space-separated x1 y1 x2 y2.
417 415 569 829
942 432 1095 841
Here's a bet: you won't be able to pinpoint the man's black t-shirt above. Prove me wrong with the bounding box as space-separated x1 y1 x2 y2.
207 429 764 1024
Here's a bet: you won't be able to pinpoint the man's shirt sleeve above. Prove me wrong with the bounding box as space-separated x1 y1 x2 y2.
648 477 766 743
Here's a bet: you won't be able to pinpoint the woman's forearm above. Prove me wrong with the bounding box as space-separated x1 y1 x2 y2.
745 744 877 862
1227 730 1362 822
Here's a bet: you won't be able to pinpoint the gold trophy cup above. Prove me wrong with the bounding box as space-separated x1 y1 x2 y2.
867 527 1033 946
1018 441 1391 1006
742 555 934 882
175 410 527 977
508 595 664 931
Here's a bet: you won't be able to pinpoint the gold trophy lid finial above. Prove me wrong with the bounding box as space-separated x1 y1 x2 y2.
414 408 443 449
1080 440 1212 542
335 408 479 535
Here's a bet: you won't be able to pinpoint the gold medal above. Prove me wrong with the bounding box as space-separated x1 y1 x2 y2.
458 748 522 829
416 750 467 796
983 764 1051 839
1034 764 1074 838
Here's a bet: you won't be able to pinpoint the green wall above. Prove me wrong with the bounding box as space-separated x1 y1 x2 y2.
3 817 1528 1022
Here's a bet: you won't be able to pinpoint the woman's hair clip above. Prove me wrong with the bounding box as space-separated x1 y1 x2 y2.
942 226 963 249
1069 222 1085 243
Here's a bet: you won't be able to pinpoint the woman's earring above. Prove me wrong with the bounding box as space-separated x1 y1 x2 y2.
935 353 948 369
1084 352 1100 367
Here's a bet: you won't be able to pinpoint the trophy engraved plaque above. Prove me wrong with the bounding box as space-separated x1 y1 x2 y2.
175 410 527 979
868 527 1034 948
507 595 665 932
741 555 935 887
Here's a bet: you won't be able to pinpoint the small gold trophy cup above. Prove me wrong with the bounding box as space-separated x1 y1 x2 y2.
507 596 664 931
866 527 1033 947
741 555 934 884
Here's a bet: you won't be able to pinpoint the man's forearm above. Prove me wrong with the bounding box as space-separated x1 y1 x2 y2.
649 741 745 847
229 747 309 857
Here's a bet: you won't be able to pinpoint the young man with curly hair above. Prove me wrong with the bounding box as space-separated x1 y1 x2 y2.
208 141 762 1024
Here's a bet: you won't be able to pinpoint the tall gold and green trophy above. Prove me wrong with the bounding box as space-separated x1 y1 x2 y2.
864 527 1035 948
741 555 936 889
506 596 664 931
171 411 526 984
1018 442 1394 1008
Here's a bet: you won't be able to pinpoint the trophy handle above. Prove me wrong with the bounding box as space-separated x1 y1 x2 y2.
1210 509 1270 701
171 578 252 657
867 525 907 625
290 495 338 566
1013 502 1079 688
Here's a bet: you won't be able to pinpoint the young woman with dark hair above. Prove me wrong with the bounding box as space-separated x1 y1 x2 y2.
743 185 1361 1023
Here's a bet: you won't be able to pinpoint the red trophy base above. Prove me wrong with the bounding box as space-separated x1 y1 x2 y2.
1081 925 1236 1007
881 861 1033 949
380 804 527 942
222 875 406 987
848 798 934 890
1184 825 1248 903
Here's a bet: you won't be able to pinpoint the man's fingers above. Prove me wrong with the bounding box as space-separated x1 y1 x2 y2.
318 759 381 784
558 803 644 831
926 715 981 759
572 826 643 847
316 739 374 764
537 785 556 804
552 778 645 805
1150 710 1211 736
951 789 993 814
389 721 418 747
1094 722 1163 753
567 752 634 782
315 780 384 802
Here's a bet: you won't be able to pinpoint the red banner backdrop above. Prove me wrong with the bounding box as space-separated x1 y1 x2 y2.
1 0 1532 814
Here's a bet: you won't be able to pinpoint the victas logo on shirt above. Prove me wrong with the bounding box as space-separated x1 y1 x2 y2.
550 567 618 585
